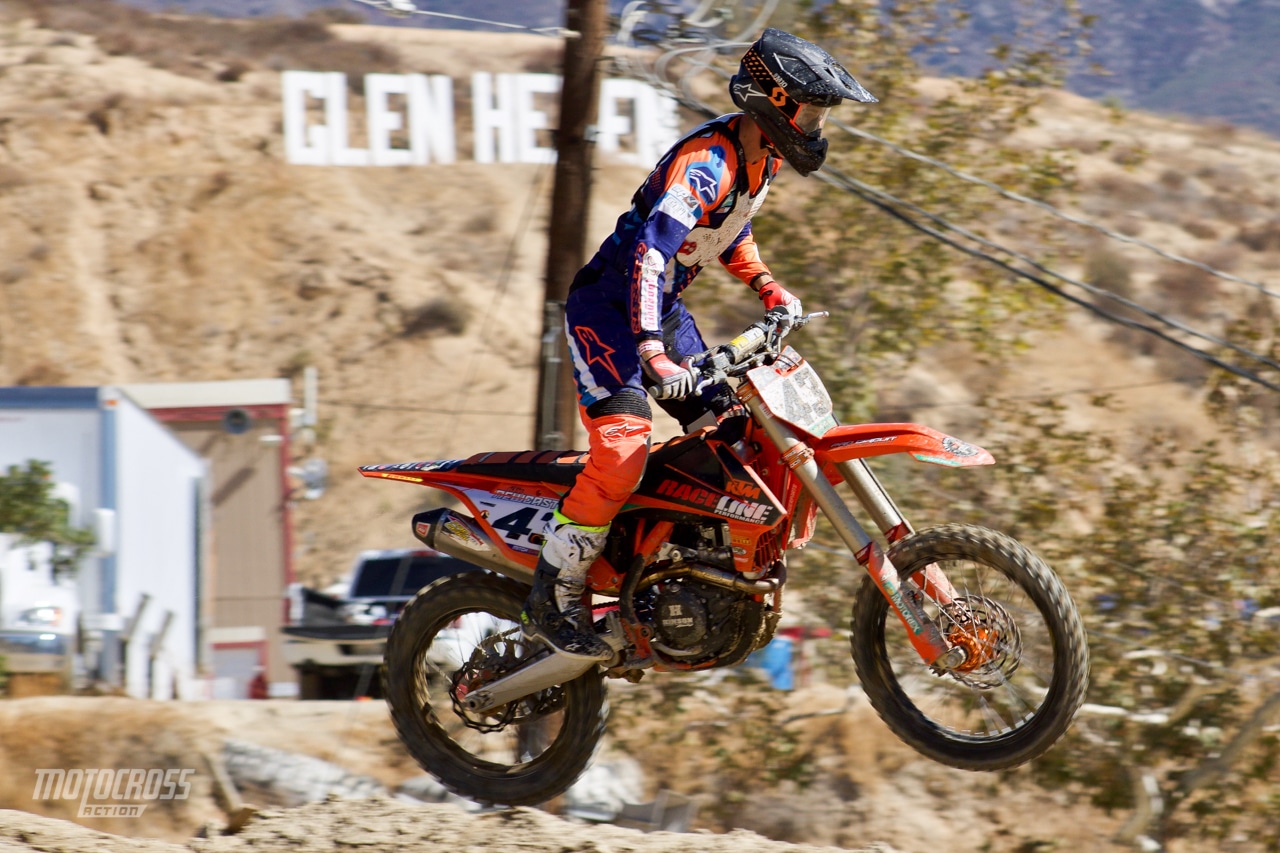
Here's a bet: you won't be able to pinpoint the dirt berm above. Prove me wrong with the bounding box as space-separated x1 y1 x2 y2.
0 798 904 853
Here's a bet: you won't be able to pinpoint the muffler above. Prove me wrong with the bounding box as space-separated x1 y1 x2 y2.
411 508 534 585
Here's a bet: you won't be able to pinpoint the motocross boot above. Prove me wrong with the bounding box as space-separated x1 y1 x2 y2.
520 511 612 661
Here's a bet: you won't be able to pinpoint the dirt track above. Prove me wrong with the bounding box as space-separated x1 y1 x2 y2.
1 798 901 853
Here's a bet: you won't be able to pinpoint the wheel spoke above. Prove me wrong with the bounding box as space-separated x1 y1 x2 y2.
852 525 1087 768
385 573 606 804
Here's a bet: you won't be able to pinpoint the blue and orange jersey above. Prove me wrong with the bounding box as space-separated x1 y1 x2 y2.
577 114 781 342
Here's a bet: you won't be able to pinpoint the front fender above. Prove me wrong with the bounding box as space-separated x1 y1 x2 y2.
814 423 994 468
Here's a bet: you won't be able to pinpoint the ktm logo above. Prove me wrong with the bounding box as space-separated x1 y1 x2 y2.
726 479 761 500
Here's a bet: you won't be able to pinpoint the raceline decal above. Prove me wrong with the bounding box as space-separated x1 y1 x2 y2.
655 479 772 523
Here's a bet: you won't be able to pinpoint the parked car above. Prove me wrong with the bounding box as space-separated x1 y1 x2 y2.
282 548 480 700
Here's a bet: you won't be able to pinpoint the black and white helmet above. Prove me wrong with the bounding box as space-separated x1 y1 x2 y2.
730 28 876 176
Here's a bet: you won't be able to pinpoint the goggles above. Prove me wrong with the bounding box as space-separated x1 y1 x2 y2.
793 103 830 134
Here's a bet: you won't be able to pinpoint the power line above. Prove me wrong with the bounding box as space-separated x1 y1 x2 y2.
321 398 533 417
813 162 1280 394
441 162 552 449
812 163 1280 378
347 0 569 36
827 117 1280 303
875 375 1203 413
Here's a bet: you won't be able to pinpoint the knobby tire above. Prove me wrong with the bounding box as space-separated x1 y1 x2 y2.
384 572 607 805
850 524 1089 770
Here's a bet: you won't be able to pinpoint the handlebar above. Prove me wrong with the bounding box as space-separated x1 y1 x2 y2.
687 310 828 391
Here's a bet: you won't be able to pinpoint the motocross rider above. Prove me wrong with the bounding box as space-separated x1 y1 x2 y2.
521 28 877 660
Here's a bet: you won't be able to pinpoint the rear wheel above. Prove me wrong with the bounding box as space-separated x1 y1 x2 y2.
851 524 1088 770
384 572 607 805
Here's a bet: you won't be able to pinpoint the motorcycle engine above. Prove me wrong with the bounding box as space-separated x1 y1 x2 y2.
648 575 753 661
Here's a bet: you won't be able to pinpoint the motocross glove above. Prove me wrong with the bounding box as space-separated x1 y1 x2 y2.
639 340 698 400
756 278 803 334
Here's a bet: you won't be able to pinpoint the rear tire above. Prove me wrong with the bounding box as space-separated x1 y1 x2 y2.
384 572 607 805
851 524 1088 770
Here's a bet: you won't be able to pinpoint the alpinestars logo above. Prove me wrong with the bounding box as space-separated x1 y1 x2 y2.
573 326 622 383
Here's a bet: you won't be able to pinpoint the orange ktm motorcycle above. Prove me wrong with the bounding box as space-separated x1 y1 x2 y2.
361 312 1089 806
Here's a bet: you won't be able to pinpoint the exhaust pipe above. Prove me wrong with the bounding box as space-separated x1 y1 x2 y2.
412 508 534 585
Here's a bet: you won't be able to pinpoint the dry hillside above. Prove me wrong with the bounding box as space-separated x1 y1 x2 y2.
4 7 1280 853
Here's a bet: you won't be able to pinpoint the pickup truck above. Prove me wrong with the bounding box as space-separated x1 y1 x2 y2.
282 548 478 699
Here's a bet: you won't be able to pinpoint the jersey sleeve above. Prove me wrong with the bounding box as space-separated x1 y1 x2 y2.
718 222 771 286
629 133 736 341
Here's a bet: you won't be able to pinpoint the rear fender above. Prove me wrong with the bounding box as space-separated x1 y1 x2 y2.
814 423 994 468
360 461 562 572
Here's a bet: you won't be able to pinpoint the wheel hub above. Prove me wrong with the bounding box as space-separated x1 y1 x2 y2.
940 596 1022 689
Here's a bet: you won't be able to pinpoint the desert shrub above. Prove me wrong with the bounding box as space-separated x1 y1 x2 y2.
216 59 251 83
1093 173 1158 207
401 296 470 338
1201 243 1242 272
1180 219 1218 240
1158 168 1187 192
1153 260 1219 318
1237 221 1280 253
1110 143 1149 169
85 92 124 135
1207 193 1251 225
1084 244 1134 297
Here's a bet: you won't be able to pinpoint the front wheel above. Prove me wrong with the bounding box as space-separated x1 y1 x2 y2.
384 571 607 805
850 524 1088 770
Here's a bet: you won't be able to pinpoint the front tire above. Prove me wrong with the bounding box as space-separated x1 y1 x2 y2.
384 572 607 805
851 524 1088 770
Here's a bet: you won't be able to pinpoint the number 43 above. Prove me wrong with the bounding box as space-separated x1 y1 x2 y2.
491 507 556 545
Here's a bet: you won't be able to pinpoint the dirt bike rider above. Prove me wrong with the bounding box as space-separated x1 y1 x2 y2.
521 28 877 660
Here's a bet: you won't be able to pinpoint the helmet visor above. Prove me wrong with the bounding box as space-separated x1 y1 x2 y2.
794 103 830 135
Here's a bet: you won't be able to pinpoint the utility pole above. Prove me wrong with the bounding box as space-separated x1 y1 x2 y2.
534 0 607 450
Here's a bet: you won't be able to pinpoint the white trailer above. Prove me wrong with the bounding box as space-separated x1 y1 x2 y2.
0 387 208 698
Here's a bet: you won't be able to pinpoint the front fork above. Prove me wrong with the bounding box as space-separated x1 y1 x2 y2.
744 396 964 670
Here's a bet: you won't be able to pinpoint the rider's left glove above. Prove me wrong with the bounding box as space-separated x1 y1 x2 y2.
639 340 698 400
756 278 803 334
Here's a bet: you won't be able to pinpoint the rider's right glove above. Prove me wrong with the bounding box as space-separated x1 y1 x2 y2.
639 340 698 400
755 278 803 334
